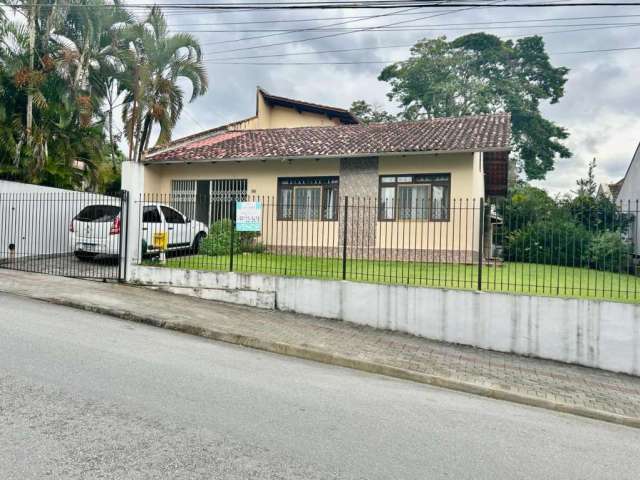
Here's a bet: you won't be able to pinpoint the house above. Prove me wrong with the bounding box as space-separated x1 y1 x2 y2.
141 89 511 261
598 179 624 201
614 141 640 255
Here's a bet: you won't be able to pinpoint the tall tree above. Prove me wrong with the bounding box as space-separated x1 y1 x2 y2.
349 100 396 124
0 1 124 189
378 34 570 180
120 6 208 162
52 0 133 166
575 158 598 198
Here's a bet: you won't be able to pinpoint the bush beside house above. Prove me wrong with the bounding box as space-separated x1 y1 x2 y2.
498 185 634 273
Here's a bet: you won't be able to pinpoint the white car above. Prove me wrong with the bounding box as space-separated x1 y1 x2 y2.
70 203 208 259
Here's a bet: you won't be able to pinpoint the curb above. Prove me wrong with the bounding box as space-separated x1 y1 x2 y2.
6 290 640 430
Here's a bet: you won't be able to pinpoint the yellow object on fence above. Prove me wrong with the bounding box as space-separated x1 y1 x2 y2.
153 231 168 250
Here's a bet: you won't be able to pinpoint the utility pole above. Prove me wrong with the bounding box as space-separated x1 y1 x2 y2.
26 0 36 148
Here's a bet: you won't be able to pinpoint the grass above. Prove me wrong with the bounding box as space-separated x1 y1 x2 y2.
153 253 640 303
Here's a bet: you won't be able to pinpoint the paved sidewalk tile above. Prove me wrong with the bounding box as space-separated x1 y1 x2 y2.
1 269 640 422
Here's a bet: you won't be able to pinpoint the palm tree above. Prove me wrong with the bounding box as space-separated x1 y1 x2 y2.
120 6 208 162
0 2 115 188
51 0 133 166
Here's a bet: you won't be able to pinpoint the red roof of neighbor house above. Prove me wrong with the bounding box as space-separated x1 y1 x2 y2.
144 113 511 164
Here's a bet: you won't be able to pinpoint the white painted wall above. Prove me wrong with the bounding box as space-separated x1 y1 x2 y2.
617 142 640 255
0 180 119 260
121 161 145 280
129 265 640 376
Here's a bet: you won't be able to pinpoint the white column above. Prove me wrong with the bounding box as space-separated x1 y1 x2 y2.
121 161 146 281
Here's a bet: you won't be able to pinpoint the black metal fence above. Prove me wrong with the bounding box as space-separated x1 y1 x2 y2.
0 191 128 280
137 193 640 302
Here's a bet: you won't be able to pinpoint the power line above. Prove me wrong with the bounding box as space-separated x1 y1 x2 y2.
197 5 425 47
554 45 640 53
201 0 505 54
199 20 640 61
198 43 640 65
202 23 640 63
167 10 444 26
181 105 208 131
168 12 640 27
175 21 640 32
13 2 640 10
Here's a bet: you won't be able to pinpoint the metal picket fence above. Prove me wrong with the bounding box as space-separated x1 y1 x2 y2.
136 193 640 303
0 191 128 280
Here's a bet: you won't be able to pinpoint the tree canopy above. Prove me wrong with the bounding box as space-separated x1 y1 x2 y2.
0 0 208 190
349 100 396 124
376 33 571 180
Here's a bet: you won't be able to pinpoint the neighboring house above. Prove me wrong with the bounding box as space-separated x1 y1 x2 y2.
615 141 640 255
598 179 624 201
141 90 511 261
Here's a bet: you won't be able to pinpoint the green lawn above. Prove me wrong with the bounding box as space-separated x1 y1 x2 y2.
154 253 640 303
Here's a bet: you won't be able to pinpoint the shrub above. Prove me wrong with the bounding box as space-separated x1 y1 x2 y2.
199 220 265 256
200 219 240 256
241 241 266 254
561 194 633 234
503 217 592 266
587 231 632 272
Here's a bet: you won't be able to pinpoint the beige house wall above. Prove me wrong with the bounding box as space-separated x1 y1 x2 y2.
142 152 483 256
229 90 343 131
144 157 340 196
377 153 481 254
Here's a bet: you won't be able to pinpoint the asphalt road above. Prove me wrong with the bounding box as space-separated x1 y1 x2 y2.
1 293 639 479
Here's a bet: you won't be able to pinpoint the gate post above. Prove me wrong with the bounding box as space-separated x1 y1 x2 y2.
120 161 146 282
342 196 349 281
477 197 485 291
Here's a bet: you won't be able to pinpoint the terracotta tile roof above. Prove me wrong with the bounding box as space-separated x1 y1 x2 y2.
144 113 511 164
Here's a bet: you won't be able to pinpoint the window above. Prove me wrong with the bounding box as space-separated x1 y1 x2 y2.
398 185 429 220
294 186 321 220
161 206 186 224
142 206 161 223
378 174 450 221
170 179 248 224
278 177 339 221
75 205 120 222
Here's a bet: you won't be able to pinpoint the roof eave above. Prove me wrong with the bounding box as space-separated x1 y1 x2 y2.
143 146 511 165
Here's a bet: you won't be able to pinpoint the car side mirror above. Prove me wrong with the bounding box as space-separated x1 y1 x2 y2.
185 217 191 223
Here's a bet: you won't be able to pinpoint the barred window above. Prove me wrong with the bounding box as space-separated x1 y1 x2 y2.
277 177 339 221
378 174 450 221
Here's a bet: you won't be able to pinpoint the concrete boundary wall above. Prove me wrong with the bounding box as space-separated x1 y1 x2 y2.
129 265 640 376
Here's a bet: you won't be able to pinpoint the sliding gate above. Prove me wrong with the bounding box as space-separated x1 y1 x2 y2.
0 189 128 281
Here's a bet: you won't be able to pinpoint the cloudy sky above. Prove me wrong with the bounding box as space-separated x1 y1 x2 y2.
133 1 640 194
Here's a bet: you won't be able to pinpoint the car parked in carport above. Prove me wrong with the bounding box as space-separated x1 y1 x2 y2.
70 203 208 259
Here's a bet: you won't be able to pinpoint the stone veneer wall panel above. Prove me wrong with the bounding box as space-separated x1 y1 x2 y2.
339 157 379 248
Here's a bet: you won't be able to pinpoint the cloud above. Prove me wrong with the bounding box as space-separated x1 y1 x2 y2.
128 2 640 194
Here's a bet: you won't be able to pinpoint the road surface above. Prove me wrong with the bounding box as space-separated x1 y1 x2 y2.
1 292 639 479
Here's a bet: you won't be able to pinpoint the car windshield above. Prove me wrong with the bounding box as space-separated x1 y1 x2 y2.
75 205 120 222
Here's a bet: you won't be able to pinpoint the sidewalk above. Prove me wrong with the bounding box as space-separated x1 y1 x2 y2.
2 269 640 428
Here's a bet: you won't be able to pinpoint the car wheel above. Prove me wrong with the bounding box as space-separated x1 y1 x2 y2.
191 232 205 254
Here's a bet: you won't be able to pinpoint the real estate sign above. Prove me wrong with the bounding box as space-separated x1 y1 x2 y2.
236 202 262 232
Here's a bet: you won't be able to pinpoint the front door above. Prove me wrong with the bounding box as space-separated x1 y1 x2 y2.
195 180 210 226
210 179 248 223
